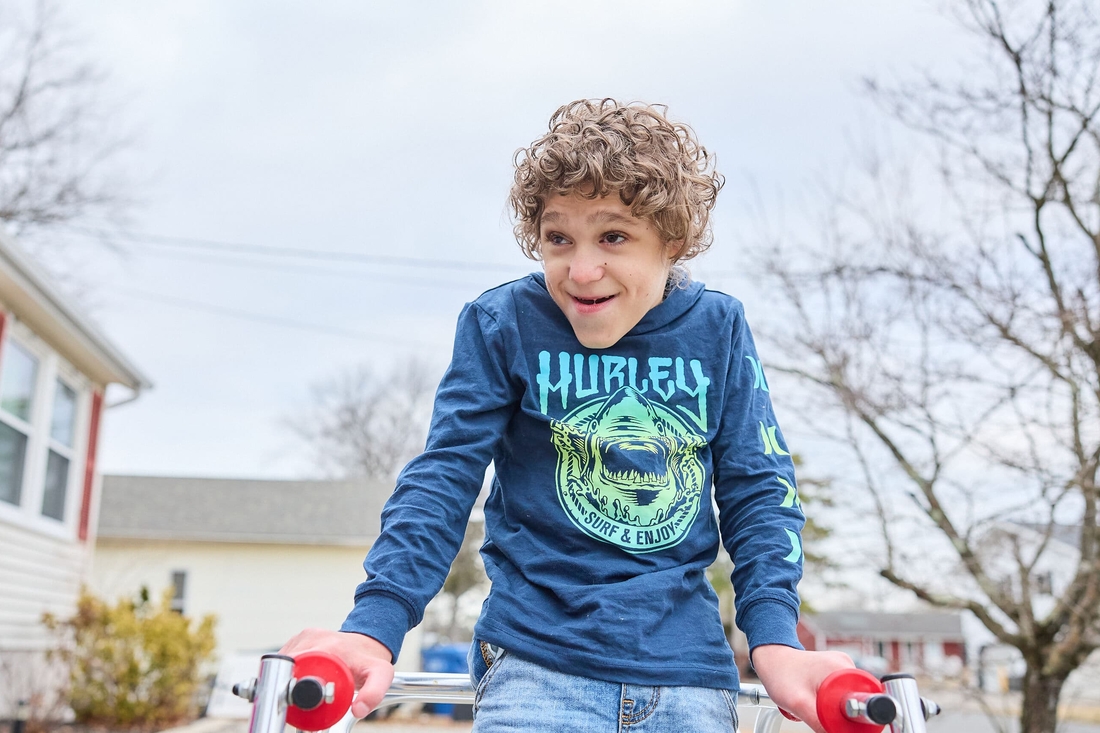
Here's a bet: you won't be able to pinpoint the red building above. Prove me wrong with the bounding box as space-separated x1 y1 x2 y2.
798 611 965 677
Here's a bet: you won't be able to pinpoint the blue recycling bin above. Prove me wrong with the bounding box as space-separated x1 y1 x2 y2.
421 643 471 718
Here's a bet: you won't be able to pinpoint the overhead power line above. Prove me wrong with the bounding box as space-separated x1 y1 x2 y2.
127 246 512 291
70 227 528 274
116 288 442 348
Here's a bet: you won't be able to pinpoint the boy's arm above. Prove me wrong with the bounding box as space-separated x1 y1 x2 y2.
283 303 517 711
341 303 517 656
711 304 803 652
710 304 852 732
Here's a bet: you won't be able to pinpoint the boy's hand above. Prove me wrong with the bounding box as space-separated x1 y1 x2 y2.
751 645 855 733
279 628 395 718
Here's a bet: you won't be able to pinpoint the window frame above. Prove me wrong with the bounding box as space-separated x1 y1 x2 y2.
0 319 91 539
170 569 188 614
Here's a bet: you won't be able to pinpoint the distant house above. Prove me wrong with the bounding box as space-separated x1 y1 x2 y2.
0 231 149 715
799 611 966 676
973 523 1100 703
977 522 1080 620
90 475 423 669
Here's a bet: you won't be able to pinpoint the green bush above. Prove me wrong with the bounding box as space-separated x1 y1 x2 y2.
43 587 217 729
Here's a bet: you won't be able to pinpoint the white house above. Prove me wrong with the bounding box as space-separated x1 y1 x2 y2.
90 475 424 671
0 230 149 716
972 523 1100 703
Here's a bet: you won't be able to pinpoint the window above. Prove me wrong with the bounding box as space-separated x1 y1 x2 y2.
41 444 69 520
0 341 38 507
0 325 88 534
0 421 28 506
1 340 38 421
170 570 187 614
42 380 77 520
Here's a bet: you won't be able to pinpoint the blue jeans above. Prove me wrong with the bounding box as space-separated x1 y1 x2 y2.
468 641 739 732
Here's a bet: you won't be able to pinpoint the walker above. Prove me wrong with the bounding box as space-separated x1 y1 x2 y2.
231 651 942 733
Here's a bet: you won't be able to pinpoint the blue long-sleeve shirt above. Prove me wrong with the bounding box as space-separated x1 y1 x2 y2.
342 273 804 690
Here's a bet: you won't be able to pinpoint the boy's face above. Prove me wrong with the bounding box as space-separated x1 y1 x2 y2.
539 192 678 349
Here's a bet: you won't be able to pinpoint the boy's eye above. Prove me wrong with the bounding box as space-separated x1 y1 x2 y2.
602 232 627 245
544 232 570 246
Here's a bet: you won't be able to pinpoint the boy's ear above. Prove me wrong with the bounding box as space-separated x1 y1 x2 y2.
664 239 687 261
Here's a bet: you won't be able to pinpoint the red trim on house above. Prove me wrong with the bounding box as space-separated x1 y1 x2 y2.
78 390 103 542
944 641 966 663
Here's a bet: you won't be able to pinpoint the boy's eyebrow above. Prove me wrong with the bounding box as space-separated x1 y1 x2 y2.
588 210 638 226
540 209 640 227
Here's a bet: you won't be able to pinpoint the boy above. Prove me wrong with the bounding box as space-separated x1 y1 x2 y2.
282 99 851 731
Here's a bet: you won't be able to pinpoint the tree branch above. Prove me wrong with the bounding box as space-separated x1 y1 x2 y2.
880 567 1022 646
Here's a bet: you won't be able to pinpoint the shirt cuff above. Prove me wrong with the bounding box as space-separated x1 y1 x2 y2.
340 592 416 663
741 599 804 652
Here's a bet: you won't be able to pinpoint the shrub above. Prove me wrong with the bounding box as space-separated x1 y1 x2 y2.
43 587 217 730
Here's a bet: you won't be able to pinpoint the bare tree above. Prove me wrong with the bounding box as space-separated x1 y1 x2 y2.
0 0 129 238
754 2 1099 732
289 358 439 481
292 357 487 641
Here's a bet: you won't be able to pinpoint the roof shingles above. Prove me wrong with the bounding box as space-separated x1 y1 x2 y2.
97 475 391 545
804 611 963 639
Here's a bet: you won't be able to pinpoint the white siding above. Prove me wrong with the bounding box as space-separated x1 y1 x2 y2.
0 521 89 651
1064 649 1100 704
91 539 389 659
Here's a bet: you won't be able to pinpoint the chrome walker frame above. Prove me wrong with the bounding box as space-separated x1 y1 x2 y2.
235 654 940 733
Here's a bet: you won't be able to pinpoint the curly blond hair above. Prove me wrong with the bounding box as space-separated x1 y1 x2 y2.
510 99 724 262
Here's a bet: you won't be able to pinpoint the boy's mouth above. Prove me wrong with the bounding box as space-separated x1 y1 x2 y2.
567 292 617 316
572 295 615 306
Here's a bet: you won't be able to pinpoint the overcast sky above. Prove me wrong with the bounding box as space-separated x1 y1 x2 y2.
26 1 973 480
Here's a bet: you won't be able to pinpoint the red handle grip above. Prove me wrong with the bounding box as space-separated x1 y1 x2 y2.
778 669 887 733
284 651 355 732
817 669 887 733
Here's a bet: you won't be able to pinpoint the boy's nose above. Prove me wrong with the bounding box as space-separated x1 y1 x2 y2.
569 246 605 284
